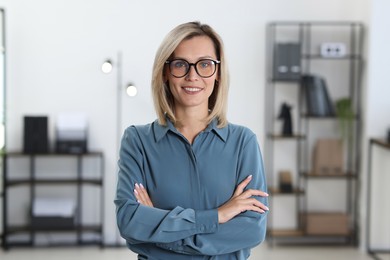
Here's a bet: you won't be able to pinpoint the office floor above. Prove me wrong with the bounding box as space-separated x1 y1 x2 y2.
0 244 385 260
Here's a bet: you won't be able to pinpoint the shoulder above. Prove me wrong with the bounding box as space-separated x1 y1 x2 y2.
220 122 258 147
226 122 256 138
123 121 157 140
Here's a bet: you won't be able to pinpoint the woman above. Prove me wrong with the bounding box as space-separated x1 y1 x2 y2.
115 21 269 260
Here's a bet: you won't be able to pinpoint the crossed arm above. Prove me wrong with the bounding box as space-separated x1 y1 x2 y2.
134 174 269 224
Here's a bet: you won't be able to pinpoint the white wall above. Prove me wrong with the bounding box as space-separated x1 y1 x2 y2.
361 0 390 251
0 0 376 246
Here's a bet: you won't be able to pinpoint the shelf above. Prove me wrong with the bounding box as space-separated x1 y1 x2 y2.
268 229 305 237
268 134 305 140
301 54 362 60
5 151 103 157
268 187 304 195
268 228 353 238
301 172 357 179
6 178 103 186
6 224 102 234
268 21 363 26
370 138 390 149
301 114 336 119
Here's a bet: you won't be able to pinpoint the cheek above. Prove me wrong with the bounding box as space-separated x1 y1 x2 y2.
205 79 216 92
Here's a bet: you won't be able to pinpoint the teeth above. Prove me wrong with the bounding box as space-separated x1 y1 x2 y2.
183 87 201 92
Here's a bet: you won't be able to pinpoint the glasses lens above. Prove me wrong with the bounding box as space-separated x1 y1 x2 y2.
169 60 189 78
196 60 217 77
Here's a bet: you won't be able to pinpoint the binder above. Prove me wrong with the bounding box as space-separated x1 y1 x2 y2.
301 75 335 117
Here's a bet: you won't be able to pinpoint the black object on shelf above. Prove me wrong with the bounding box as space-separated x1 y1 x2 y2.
23 116 49 154
301 75 335 117
31 216 75 230
278 102 293 136
56 140 87 154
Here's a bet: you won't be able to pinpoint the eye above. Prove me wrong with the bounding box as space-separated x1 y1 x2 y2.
172 60 187 68
198 60 213 68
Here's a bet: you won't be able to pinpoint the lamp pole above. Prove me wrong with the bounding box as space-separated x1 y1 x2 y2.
102 52 137 246
116 51 122 154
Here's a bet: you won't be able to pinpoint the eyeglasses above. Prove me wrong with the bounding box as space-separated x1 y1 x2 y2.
165 59 220 78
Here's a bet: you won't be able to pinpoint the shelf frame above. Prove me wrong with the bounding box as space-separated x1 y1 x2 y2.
265 21 363 245
2 151 105 250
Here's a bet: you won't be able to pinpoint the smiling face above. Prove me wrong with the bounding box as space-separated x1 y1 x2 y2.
165 36 219 114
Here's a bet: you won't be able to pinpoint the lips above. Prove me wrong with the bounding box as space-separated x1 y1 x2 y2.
182 87 203 93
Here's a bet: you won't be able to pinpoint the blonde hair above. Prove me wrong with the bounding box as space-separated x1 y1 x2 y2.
151 21 229 128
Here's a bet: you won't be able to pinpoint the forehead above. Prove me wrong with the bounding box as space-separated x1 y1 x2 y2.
172 36 217 59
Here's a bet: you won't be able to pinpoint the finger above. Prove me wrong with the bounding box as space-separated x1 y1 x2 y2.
135 183 147 204
247 205 266 214
233 175 252 197
240 189 269 199
237 198 269 213
139 183 153 207
134 183 142 202
136 183 153 207
134 187 140 201
249 198 269 211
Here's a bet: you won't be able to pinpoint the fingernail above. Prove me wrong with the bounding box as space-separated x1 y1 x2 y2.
135 183 140 188
140 183 145 189
265 206 269 211
134 189 138 195
264 192 269 197
247 175 252 179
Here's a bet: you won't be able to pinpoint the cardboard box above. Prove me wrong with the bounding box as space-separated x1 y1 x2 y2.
279 170 293 193
304 212 349 235
313 138 344 174
32 198 76 230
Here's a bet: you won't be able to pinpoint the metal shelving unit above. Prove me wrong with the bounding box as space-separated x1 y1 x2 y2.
2 152 104 249
366 139 390 259
265 21 363 245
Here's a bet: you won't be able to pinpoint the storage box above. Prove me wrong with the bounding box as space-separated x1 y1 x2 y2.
279 170 293 193
273 43 301 81
313 138 344 175
32 198 76 230
55 113 88 154
304 212 349 235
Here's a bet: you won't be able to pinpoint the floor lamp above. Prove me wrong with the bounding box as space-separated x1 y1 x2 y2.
102 51 137 246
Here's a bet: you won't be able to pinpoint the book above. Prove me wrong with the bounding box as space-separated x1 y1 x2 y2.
301 75 335 117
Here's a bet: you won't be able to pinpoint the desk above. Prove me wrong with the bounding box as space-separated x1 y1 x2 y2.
366 139 390 259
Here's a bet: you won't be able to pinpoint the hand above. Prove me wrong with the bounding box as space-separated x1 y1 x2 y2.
217 175 269 224
134 183 154 207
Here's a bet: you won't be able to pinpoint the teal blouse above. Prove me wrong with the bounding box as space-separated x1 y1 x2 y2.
115 118 268 260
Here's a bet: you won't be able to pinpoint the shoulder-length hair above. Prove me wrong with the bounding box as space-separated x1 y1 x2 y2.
151 21 229 128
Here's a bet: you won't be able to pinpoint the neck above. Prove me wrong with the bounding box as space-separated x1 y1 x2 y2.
174 107 209 144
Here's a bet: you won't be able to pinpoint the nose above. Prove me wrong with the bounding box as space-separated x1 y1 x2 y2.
185 64 198 80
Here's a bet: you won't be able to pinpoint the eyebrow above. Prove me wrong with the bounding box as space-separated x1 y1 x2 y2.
171 55 217 61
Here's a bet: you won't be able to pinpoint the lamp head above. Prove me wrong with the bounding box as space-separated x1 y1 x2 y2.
126 83 137 97
101 60 113 74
